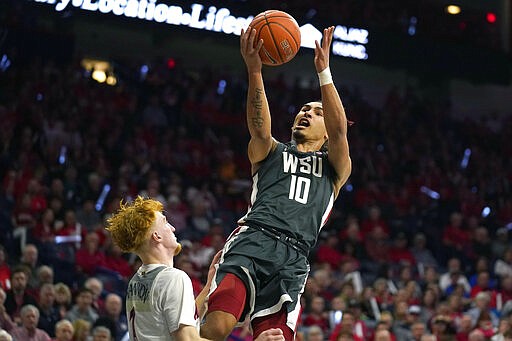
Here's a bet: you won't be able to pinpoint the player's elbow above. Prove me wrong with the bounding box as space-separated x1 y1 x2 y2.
200 312 236 341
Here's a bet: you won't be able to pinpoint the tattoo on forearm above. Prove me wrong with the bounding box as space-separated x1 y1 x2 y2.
250 88 264 128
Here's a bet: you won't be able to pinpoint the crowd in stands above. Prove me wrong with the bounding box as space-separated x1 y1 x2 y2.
1 2 512 340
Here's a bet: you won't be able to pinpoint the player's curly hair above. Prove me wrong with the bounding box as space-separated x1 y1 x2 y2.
105 196 163 253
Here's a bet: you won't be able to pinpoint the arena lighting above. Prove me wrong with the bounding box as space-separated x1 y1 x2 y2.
95 184 111 211
0 54 11 72
481 206 491 218
106 75 117 85
420 186 440 200
92 70 107 83
486 12 497 23
59 146 67 165
81 58 118 85
32 0 370 60
446 5 462 15
460 148 471 169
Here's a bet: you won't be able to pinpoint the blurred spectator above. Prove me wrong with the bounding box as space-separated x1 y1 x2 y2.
394 305 423 340
388 233 416 268
4 266 38 323
375 329 392 341
456 314 474 341
102 244 133 280
466 292 499 329
0 287 14 332
0 246 10 290
53 319 74 341
410 321 426 341
327 296 346 331
360 206 390 239
64 287 99 325
84 277 105 314
468 329 486 341
346 299 371 341
0 330 12 341
470 227 492 261
53 282 72 319
91 325 112 341
410 233 438 270
37 283 60 337
32 208 56 244
373 278 394 312
36 266 54 287
338 218 364 261
495 249 512 279
316 233 344 270
75 232 106 277
72 319 92 341
17 243 40 289
99 293 127 341
418 288 439 325
492 319 510 341
75 200 102 233
56 210 82 239
184 197 212 241
442 212 471 261
474 310 497 339
491 229 510 260
497 276 512 312
430 315 456 341
142 95 167 129
364 226 390 266
470 271 497 300
13 193 37 231
312 268 337 302
469 257 496 288
302 295 330 333
447 294 465 327
439 258 471 297
329 311 364 341
9 304 51 341
305 325 324 341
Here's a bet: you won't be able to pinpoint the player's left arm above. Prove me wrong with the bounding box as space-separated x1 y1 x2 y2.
315 27 352 196
195 251 221 318
172 324 211 341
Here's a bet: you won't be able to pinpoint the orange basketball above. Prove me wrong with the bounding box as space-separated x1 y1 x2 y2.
249 10 301 66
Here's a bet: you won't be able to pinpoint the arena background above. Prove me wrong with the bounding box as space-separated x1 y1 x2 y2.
2 0 512 118
1 1 512 340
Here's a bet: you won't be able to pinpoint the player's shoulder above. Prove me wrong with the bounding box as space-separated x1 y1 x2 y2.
157 267 191 284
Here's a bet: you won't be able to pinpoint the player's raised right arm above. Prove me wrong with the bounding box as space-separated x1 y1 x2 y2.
240 28 274 168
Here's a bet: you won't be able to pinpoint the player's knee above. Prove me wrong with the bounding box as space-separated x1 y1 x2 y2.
201 311 237 341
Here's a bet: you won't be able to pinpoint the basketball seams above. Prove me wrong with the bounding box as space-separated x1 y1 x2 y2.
267 22 300 50
250 10 300 66
259 24 281 64
262 12 284 64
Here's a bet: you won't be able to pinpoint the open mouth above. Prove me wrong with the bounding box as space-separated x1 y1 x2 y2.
297 118 310 128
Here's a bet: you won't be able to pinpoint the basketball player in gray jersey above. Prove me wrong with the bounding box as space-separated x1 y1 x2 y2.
106 197 284 341
201 26 352 341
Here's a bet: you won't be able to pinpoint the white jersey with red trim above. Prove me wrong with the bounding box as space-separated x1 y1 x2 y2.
126 264 199 340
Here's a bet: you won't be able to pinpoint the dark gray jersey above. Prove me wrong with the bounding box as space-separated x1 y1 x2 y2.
238 141 336 249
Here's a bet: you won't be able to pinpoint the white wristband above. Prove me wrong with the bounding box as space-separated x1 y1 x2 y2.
318 67 333 86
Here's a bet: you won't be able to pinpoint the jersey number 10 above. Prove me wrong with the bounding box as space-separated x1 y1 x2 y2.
288 175 311 204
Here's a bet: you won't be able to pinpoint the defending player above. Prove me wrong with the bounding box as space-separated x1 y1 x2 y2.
106 197 284 341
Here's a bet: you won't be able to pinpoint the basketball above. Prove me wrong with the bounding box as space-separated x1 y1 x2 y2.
249 10 301 66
